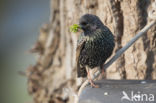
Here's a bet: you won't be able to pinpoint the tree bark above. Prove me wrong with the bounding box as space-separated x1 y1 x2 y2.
27 0 156 103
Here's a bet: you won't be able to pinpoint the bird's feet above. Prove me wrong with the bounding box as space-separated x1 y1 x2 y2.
86 66 99 88
100 64 106 78
88 79 99 88
101 69 106 78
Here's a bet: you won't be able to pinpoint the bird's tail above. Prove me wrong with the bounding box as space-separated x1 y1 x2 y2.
77 64 87 78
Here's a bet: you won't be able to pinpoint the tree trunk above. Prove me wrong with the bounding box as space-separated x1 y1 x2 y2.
27 0 156 103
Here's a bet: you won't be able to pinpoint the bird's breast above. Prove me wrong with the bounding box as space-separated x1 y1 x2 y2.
79 29 114 68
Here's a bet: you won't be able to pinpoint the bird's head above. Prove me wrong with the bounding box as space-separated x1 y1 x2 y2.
79 14 103 35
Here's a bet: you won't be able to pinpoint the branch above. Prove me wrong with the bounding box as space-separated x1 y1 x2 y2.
104 21 156 70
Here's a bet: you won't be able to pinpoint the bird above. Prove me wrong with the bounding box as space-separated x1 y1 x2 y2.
76 14 115 88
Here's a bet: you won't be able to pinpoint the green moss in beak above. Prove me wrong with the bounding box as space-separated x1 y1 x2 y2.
70 24 81 33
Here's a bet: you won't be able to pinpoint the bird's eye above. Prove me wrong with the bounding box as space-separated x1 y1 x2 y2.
81 22 87 25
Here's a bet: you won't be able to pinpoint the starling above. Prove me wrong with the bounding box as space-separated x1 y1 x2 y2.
76 14 115 87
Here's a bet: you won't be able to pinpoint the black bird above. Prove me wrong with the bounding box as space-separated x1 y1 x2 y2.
76 14 115 87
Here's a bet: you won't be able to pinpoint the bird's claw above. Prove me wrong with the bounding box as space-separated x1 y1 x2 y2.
88 79 99 88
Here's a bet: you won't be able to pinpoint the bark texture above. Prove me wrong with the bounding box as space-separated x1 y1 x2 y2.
27 0 156 103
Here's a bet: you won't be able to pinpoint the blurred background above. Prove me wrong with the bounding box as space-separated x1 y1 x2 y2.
0 0 50 103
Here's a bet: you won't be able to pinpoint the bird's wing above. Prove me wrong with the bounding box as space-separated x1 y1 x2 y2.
76 34 86 63
76 34 87 77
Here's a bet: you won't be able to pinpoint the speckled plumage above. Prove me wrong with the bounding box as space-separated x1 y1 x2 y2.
76 14 115 77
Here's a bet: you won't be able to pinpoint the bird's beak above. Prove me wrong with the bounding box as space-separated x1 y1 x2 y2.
79 24 85 30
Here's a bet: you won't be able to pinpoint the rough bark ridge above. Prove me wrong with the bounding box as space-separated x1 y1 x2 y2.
27 0 156 103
